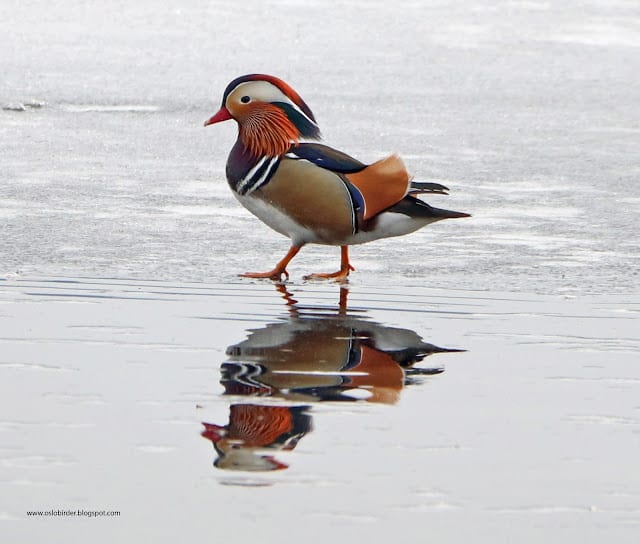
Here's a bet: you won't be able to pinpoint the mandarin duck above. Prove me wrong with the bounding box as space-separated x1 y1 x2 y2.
205 74 470 281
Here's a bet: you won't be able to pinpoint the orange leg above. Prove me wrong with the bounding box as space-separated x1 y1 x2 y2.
304 246 355 282
240 245 301 281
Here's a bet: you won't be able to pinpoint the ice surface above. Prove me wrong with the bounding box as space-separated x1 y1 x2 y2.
1 0 639 294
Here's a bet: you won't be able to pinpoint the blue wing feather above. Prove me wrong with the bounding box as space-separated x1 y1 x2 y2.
288 143 366 173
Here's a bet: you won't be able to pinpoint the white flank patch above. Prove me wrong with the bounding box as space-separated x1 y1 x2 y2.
237 194 317 246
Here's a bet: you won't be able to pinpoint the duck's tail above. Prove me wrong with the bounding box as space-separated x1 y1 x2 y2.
394 196 471 220
409 180 450 195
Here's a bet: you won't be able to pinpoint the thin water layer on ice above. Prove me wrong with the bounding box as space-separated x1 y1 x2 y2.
1 277 639 543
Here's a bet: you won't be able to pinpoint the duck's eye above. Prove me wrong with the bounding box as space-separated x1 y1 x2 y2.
240 95 251 104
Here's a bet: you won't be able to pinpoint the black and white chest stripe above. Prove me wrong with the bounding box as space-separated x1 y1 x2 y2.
235 156 280 196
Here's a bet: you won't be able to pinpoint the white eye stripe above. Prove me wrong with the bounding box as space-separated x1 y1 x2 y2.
228 81 318 128
229 81 286 103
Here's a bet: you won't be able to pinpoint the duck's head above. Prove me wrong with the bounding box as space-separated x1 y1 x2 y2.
205 74 321 157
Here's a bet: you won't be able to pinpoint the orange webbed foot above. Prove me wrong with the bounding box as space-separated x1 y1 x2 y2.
303 264 355 283
239 246 301 282
304 246 355 283
240 269 290 282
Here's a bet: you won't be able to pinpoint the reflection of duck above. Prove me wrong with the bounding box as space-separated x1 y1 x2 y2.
203 285 465 473
222 314 462 404
201 404 312 471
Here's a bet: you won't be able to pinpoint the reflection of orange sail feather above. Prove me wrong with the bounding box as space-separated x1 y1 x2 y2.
348 345 405 404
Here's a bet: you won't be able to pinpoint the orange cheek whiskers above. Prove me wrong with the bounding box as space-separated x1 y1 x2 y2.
240 105 300 158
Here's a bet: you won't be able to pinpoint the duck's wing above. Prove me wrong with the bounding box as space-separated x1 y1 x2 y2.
288 143 451 220
289 143 408 220
287 142 366 173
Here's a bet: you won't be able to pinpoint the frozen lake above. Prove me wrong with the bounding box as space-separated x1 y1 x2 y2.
1 0 639 542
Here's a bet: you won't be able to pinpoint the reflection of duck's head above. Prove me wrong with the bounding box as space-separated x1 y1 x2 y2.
213 448 288 472
201 404 312 472
222 314 463 404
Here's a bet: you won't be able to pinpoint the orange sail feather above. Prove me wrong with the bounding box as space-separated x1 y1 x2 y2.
345 154 411 220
